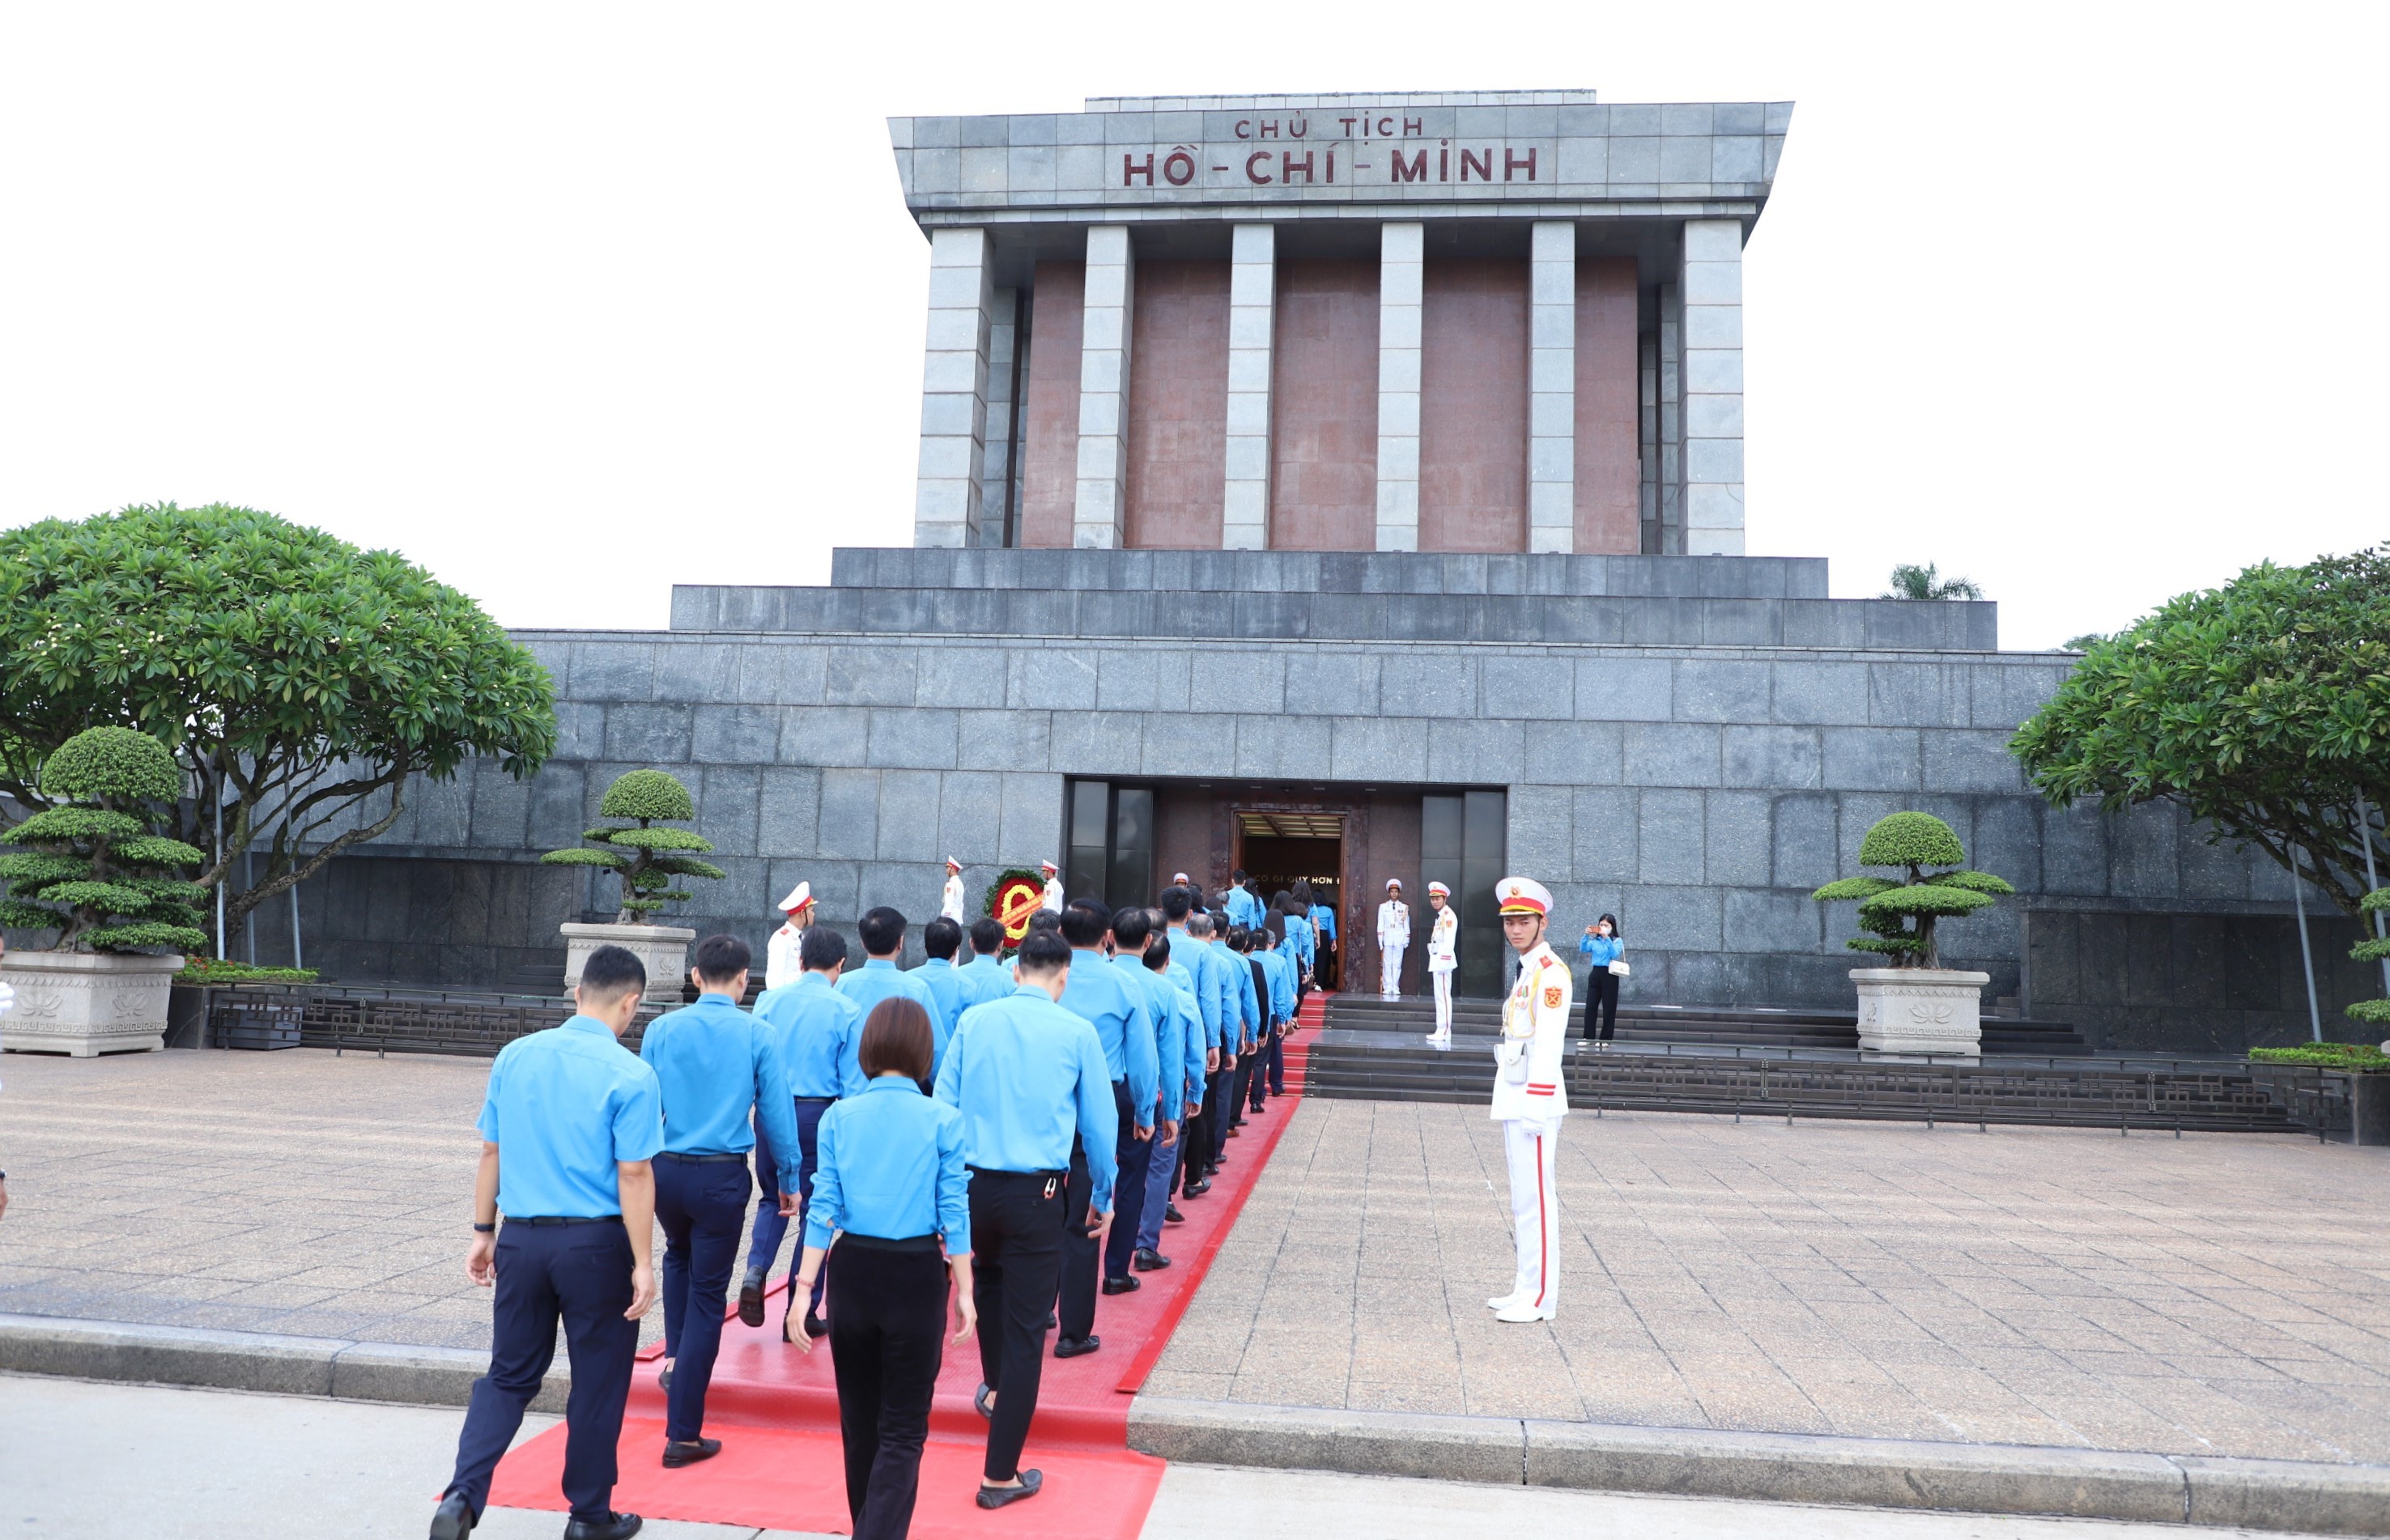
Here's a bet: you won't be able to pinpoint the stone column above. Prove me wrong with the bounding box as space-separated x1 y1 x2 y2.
1681 219 1746 555
976 288 1020 547
1074 225 1136 549
1373 221 1423 551
1639 332 1660 553
1656 280 1683 554
1529 222 1576 554
913 227 996 550
1222 223 1274 550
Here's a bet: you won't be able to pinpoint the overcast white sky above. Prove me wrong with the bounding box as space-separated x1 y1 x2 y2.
2 3 2380 651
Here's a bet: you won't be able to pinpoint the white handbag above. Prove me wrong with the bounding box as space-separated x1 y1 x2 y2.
1607 959 1631 977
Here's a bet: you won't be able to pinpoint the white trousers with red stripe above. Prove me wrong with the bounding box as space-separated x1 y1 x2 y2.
1502 1116 1563 1312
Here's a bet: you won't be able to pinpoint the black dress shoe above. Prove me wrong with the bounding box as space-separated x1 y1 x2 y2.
1133 1247 1172 1271
1249 1102 1269 1113
428 1491 474 1540
736 1281 765 1329
1054 1334 1101 1358
661 1436 721 1468
1181 1180 1210 1198
803 1308 828 1340
977 1469 1043 1509
1164 1203 1186 1223
975 1381 996 1420
656 1363 672 1393
1044 1312 1058 1330
1101 1274 1141 1295
562 1513 643 1540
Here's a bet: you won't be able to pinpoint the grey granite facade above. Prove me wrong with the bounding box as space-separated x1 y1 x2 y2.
288 552 2350 1054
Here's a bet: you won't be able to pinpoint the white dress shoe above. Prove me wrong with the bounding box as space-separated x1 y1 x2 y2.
1486 1292 1522 1312
1495 1301 1556 1324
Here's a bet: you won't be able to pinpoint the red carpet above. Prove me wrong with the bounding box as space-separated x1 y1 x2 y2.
488 996 1323 1538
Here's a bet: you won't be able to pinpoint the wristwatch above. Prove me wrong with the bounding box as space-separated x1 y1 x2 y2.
472 1221 496 1234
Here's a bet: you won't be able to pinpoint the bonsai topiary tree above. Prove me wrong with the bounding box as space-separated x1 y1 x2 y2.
1811 811 2014 970
539 769 724 925
2349 888 2390 1032
0 727 209 953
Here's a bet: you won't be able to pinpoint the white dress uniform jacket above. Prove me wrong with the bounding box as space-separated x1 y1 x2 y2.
1491 940 1571 1121
1376 899 1410 951
1427 906 1458 973
941 873 967 923
1040 876 1065 913
764 922 806 992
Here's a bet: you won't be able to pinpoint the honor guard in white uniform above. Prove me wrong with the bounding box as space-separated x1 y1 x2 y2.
1425 882 1458 1045
1490 877 1570 1323
941 857 967 924
1038 859 1065 914
1375 879 1410 998
764 883 814 992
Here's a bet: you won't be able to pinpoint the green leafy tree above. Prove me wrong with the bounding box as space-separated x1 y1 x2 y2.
539 770 724 924
1883 563 1985 602
0 727 208 953
2060 633 2107 653
2009 548 2390 917
0 504 556 947
1811 811 2014 969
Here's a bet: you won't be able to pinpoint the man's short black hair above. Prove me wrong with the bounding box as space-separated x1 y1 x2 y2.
1015 930 1072 976
923 916 962 960
579 944 647 1002
1160 885 1193 922
1026 909 1061 934
858 906 907 957
1226 925 1250 950
1110 905 1152 950
968 917 1005 956
1143 934 1172 971
800 927 848 972
692 933 751 985
1230 868 1248 883
1059 902 1109 949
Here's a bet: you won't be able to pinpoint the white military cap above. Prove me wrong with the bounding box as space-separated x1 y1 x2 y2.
777 881 813 913
1426 881 1451 897
1040 859 1057 874
1385 878 1403 890
1495 877 1553 917
946 855 962 870
1172 871 1190 884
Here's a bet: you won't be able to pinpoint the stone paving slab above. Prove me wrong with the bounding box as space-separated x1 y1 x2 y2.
1148 1100 2390 1466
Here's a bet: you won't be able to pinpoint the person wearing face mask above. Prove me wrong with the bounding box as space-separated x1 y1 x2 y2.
1577 913 1626 1047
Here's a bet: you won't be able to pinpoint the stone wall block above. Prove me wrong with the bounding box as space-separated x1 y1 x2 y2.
570 642 657 704
1622 884 1724 951
1006 651 1099 711
1329 717 1431 781
1232 713 1332 781
1724 889 1823 953
826 651 919 708
865 708 961 770
1622 723 1723 788
935 772 1005 867
1571 786 1637 881
956 709 1052 772
1672 658 1771 723
1284 652 1377 714
691 704 782 766
997 772 1067 867
694 764 761 857
755 768 823 857
815 769 881 861
1704 791 1774 887
1429 719 1529 785
874 771 943 862
1769 661 1869 725
1637 788 1707 883
1575 657 1672 722
1048 711 1142 774
776 707 870 768
1142 713 1240 777
1819 727 1920 792
1721 725 1822 790
1769 792 1839 891
602 704 694 765
525 764 589 852
467 770 531 850
916 647 1007 709
1508 785 1576 878
1920 730 2026 794
1380 654 1476 719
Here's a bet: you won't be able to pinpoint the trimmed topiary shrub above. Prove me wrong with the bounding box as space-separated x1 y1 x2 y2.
2347 887 2390 1028
539 769 724 924
2249 1042 2390 1071
0 726 209 953
1811 811 2014 970
175 957 319 985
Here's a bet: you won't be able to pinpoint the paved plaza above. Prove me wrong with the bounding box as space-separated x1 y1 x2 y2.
1150 1099 2390 1465
2 1048 2387 1471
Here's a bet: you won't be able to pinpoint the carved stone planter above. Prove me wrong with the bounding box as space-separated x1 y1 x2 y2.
1850 968 1990 1056
560 922 694 1004
0 950 184 1057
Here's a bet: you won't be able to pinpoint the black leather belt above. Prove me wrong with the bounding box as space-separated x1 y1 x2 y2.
967 1164 1067 1180
839 1233 942 1254
657 1151 748 1164
793 1096 836 1106
510 1215 622 1226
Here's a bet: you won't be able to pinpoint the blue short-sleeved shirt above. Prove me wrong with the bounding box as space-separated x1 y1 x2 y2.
1310 904 1337 942
1210 939 1260 1042
1059 947 1159 1116
958 954 1014 1009
637 994 803 1193
804 1076 972 1256
1580 934 1625 968
840 957 950 1078
1164 926 1225 1049
752 971 866 1100
1255 947 1295 1024
934 985 1121 1213
913 956 976 1040
478 1015 664 1219
1160 960 1207 1104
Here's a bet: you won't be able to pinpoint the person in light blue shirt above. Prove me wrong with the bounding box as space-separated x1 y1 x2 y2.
1168 907 1231 1198
958 917 1017 1010
638 934 800 1462
841 906 949 1079
913 916 977 1039
1108 912 1187 1277
1206 923 1261 1174
784 999 974 1536
1224 870 1264 932
932 932 1116 1506
1578 912 1627 1045
1054 901 1159 1345
1250 940 1295 1116
742 926 861 1334
434 944 663 1539
1309 891 1339 989
1134 932 1207 1265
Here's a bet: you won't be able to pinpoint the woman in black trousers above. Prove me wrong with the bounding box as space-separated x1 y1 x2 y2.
787 1000 975 1539
1578 913 1625 1044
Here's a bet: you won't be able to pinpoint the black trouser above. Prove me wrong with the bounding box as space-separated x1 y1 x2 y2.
1059 1080 1143 1315
968 1168 1067 1483
827 1236 946 1540
1584 969 1620 1040
1206 1064 1235 1165
654 1153 751 1442
1180 1073 1214 1183
1231 1050 1257 1122
445 1219 636 1523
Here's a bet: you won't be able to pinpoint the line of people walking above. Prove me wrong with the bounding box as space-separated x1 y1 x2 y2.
429 874 1316 1540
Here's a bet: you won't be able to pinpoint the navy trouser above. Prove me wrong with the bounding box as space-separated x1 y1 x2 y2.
1061 1079 1149 1327
1230 1053 1256 1125
1264 1032 1286 1098
656 1153 751 1442
1101 1078 1153 1283
1206 1065 1235 1165
744 1096 830 1318
445 1219 636 1523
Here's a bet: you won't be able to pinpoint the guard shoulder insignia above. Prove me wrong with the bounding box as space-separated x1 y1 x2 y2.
1542 985 1563 1009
